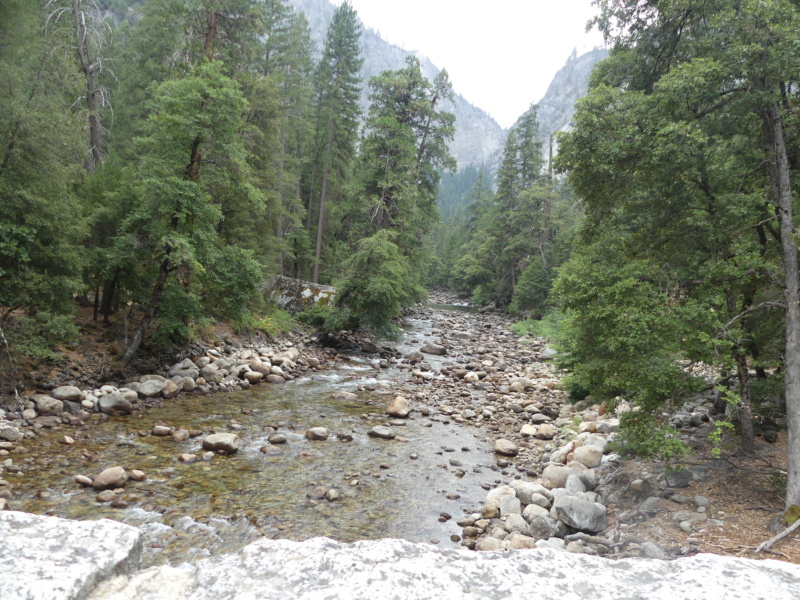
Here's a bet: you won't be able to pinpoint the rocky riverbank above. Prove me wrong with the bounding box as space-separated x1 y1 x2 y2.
0 291 795 568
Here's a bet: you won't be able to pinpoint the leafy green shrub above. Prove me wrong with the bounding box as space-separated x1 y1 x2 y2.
609 411 688 461
510 309 562 341
509 258 553 317
5 312 78 361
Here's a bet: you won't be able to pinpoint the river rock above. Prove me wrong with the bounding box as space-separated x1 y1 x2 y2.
368 426 395 440
138 380 166 398
573 445 603 468
96 490 117 503
202 433 240 453
554 496 608 533
160 380 180 399
305 427 329 441
334 392 359 400
268 433 287 444
169 359 200 380
535 424 558 440
266 375 286 384
526 515 559 540
520 424 538 437
244 371 263 384
75 475 93 487
511 481 553 506
128 470 146 482
386 396 412 418
494 439 518 456
51 386 82 402
99 394 133 416
152 425 172 436
522 503 550 521
542 464 574 489
420 343 447 356
499 495 522 516
34 395 63 416
92 467 128 491
0 427 21 442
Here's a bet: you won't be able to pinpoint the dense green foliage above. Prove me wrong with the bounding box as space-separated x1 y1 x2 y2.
0 0 455 377
555 0 800 499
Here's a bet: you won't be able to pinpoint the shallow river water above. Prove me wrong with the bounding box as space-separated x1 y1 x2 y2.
9 311 498 566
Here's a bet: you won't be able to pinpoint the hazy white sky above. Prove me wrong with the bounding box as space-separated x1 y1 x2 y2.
336 0 605 128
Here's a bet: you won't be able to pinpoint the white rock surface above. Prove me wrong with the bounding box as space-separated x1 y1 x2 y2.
90 537 800 600
3 513 800 600
0 511 141 600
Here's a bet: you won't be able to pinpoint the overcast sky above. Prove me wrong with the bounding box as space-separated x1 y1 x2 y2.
336 0 606 128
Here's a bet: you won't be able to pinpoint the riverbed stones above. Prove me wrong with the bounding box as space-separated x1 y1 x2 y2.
0 427 22 442
268 433 287 444
128 470 146 482
152 425 172 436
99 394 133 416
92 467 128 491
494 439 518 456
51 386 82 402
96 490 117 503
75 475 93 487
305 427 329 441
34 395 63 416
368 426 395 440
542 464 574 489
386 396 412 418
202 433 240 453
334 391 359 400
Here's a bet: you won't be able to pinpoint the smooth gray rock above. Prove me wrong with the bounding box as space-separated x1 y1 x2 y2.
51 386 82 402
554 496 608 533
420 343 447 356
202 433 240 453
137 380 166 398
98 394 133 416
499 494 522 516
34 395 63 416
87 537 800 600
368 426 395 440
0 511 141 600
0 426 22 442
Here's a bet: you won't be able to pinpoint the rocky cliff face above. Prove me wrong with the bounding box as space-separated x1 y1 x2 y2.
533 48 609 145
288 0 506 169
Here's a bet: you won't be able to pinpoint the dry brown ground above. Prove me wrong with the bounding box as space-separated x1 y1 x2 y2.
611 431 800 564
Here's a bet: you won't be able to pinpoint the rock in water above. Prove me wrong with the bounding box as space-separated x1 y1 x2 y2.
494 439 518 456
92 467 128 491
368 426 395 440
304 427 330 441
202 433 240 454
98 394 133 416
51 386 82 402
420 343 447 356
0 511 142 600
385 396 412 418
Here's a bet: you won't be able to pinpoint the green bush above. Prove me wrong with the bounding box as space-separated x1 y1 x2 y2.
609 411 688 461
335 231 425 335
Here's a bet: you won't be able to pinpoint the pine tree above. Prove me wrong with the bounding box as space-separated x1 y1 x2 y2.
307 0 363 283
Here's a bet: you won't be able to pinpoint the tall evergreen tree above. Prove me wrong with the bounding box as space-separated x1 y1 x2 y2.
307 0 363 283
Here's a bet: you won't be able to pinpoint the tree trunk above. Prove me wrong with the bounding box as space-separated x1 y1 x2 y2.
122 257 170 364
100 271 119 325
734 349 755 454
763 98 800 510
72 0 102 171
312 128 334 284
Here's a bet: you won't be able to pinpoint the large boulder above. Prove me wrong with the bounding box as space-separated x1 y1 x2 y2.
553 495 608 533
0 511 142 600
138 380 166 398
98 394 133 416
34 395 63 416
202 433 240 454
51 386 82 402
494 439 518 456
